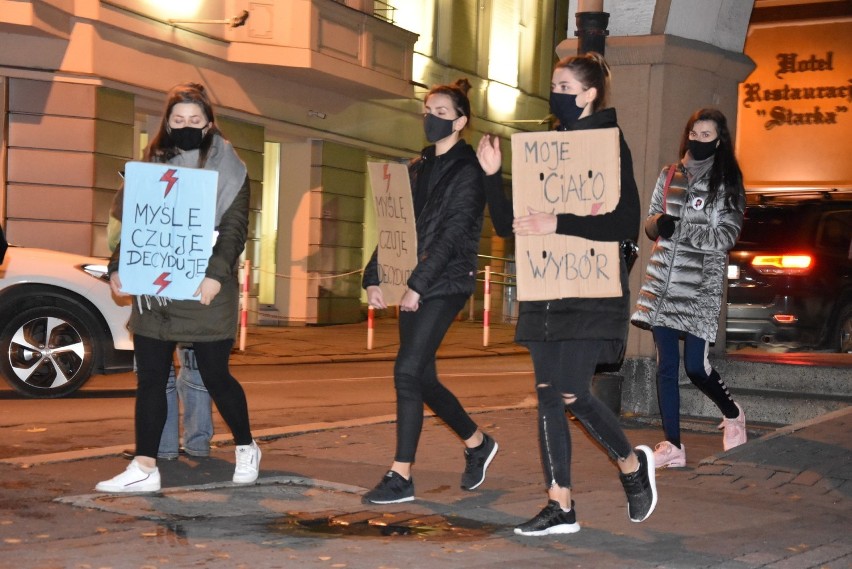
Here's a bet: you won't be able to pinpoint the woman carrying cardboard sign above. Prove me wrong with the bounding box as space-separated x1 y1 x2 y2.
361 79 499 504
97 83 259 493
477 52 655 535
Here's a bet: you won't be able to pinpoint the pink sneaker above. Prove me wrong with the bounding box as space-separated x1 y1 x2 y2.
718 402 747 451
653 441 686 468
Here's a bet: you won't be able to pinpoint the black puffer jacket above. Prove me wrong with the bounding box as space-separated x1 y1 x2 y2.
364 140 485 300
484 108 640 349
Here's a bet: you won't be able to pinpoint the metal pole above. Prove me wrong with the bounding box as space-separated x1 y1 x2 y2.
575 0 610 55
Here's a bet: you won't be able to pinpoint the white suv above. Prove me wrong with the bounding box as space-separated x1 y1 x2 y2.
0 246 133 398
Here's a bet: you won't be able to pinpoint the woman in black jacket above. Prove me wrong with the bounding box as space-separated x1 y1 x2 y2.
361 79 498 504
477 53 656 535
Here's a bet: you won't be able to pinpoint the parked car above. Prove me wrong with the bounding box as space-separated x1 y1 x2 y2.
726 189 852 352
0 246 133 398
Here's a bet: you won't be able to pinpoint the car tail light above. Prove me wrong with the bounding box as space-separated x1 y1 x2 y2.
772 314 798 324
751 255 813 275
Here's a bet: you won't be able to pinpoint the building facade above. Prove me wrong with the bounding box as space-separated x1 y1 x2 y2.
2 0 777 360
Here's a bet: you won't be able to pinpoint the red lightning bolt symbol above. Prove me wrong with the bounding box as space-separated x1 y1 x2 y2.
382 163 391 193
160 169 178 197
153 272 172 294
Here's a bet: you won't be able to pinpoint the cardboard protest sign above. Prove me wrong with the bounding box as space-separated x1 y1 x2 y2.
367 162 418 306
119 161 218 300
511 128 622 301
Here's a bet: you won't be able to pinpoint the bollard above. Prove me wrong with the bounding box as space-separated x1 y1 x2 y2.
239 259 250 352
367 305 374 350
483 265 491 346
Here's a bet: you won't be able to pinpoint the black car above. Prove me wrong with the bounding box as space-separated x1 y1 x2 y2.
726 190 852 352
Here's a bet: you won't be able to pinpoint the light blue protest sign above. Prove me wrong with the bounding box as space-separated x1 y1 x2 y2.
119 161 218 300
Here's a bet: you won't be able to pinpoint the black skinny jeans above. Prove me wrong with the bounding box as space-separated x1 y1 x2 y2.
394 294 478 463
133 334 253 458
528 339 633 489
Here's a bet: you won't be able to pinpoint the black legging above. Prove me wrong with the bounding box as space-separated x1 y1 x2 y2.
393 294 478 463
528 339 633 488
133 334 252 458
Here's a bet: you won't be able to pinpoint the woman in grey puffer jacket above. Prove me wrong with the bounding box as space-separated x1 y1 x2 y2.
631 108 747 469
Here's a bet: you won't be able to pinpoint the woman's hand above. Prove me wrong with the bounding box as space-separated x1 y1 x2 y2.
476 135 502 176
399 289 421 312
513 208 557 236
109 272 130 298
194 277 222 305
366 285 387 310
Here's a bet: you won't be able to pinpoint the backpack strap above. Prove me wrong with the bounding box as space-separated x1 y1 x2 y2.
662 163 677 214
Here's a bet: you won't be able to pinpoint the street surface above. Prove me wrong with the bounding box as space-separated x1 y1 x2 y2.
1 354 849 569
0 356 537 459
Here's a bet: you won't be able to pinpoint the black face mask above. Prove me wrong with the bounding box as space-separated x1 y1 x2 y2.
171 126 205 151
550 92 584 127
688 138 718 161
423 113 456 143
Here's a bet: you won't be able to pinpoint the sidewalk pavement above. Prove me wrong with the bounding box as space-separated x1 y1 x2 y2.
17 320 852 567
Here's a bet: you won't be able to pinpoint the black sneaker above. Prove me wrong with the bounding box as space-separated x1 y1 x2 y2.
619 445 658 522
362 470 415 504
461 433 499 490
514 500 580 536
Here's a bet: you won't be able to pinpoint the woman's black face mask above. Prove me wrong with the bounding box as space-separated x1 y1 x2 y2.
688 138 718 161
423 113 456 143
171 126 205 151
549 92 584 127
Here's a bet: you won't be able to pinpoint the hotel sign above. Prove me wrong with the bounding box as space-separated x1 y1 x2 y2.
737 22 851 188
742 51 848 129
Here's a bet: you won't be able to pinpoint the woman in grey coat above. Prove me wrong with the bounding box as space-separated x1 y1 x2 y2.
97 83 259 493
631 108 747 469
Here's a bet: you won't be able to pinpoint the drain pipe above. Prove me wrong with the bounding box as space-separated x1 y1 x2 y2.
575 0 610 55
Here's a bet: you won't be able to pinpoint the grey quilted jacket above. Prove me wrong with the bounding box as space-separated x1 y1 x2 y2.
631 164 744 342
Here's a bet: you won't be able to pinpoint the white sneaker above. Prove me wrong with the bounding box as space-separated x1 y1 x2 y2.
719 402 747 451
653 441 686 468
233 441 261 484
95 459 160 493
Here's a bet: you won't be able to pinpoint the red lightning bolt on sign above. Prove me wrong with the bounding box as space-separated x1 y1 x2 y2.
153 272 172 294
160 169 179 197
382 163 391 193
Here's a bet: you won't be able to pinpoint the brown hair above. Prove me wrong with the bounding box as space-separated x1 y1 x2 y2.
553 51 611 113
145 82 223 166
425 78 473 129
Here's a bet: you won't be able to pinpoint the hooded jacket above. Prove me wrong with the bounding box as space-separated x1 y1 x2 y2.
630 163 745 341
363 140 485 300
484 108 640 350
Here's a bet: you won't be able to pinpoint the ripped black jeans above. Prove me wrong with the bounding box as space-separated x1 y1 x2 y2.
393 294 478 463
527 339 633 489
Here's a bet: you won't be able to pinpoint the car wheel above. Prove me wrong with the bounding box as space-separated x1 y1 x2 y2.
837 303 852 354
0 300 98 398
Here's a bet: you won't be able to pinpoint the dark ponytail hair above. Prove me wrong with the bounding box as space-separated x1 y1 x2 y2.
678 108 744 209
146 82 223 167
554 51 611 113
426 78 473 129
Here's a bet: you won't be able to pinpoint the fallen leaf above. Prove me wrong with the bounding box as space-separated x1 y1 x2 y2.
25 428 47 433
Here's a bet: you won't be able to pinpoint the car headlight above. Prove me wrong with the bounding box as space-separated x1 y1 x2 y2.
81 263 111 282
